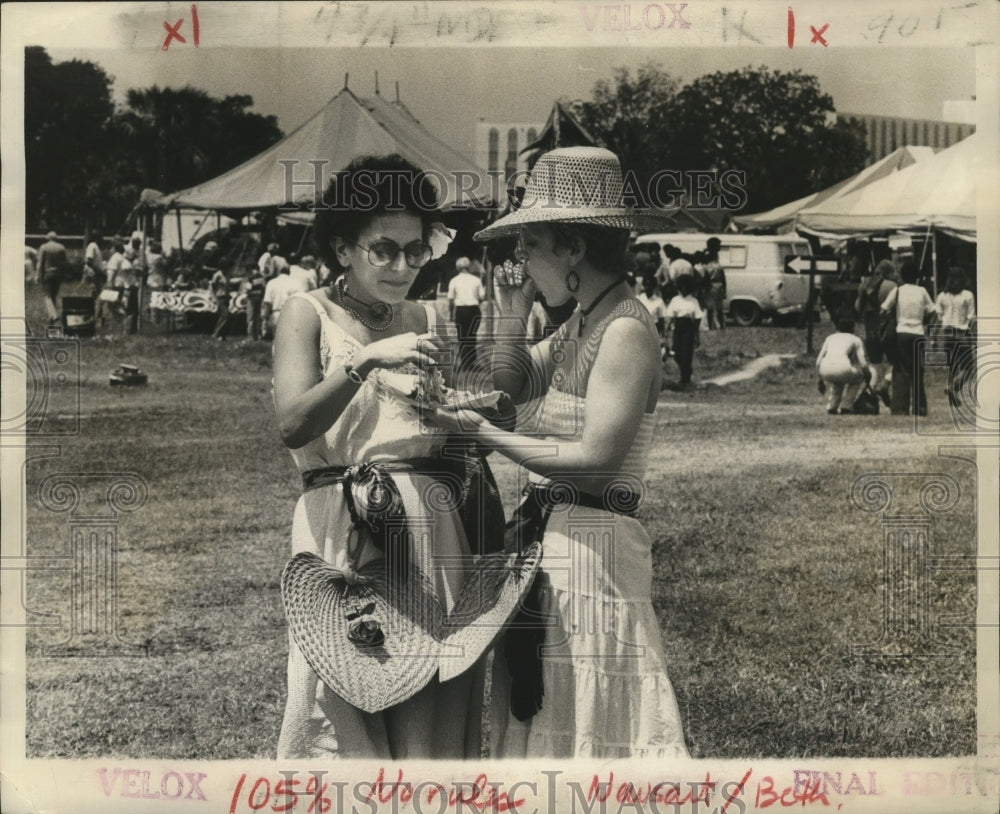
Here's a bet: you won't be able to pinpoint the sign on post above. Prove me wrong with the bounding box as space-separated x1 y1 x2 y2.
784 255 841 275
784 256 842 354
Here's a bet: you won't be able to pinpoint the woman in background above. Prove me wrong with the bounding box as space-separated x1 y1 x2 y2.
881 260 939 416
935 268 976 407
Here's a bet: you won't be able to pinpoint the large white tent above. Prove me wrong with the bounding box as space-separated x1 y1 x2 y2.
796 133 989 242
733 146 933 233
164 88 497 213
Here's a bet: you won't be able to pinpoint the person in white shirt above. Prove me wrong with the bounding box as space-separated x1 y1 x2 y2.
258 242 280 276
664 273 704 388
447 256 485 374
262 260 304 339
84 231 106 292
881 260 939 416
289 255 319 291
664 244 694 283
935 267 976 406
815 318 872 414
637 276 669 358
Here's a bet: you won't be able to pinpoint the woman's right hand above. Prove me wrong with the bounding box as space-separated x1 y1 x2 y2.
492 262 536 323
354 331 448 375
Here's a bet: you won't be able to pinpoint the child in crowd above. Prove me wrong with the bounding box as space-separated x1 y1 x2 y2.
637 275 669 358
664 273 704 389
816 318 872 415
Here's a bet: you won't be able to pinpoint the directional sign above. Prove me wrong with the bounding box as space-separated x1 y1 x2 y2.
785 255 840 275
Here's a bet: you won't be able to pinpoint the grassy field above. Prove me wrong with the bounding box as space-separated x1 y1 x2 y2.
18 285 976 759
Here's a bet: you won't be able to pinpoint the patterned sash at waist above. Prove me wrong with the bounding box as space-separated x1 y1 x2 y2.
301 451 505 574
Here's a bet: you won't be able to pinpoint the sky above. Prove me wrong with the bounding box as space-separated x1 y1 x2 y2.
47 45 976 158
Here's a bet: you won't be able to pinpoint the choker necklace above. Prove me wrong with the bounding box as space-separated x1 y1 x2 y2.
577 279 624 337
332 276 395 332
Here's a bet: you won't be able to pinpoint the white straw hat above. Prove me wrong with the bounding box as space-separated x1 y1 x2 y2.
474 147 673 241
281 541 543 711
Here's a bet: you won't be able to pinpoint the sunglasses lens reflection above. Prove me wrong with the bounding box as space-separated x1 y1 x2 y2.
367 240 432 269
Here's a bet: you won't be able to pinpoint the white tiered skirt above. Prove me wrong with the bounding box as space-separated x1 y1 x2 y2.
491 505 689 759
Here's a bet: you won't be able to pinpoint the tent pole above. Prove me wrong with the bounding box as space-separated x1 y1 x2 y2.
917 223 932 270
931 230 938 297
175 207 185 266
295 225 309 258
138 225 148 333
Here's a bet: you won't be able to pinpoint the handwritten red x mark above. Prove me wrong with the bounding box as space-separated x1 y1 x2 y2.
810 23 829 46
162 18 186 50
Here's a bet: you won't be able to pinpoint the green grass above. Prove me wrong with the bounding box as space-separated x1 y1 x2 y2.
18 285 976 759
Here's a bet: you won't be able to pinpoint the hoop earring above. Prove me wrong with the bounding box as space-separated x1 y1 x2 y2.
565 270 580 293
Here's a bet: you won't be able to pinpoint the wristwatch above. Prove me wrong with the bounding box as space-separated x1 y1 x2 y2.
344 362 366 384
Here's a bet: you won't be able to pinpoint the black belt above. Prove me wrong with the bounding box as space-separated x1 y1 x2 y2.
503 479 641 722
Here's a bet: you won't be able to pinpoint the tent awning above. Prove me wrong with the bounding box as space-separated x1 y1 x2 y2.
733 146 933 232
163 89 498 212
796 134 987 241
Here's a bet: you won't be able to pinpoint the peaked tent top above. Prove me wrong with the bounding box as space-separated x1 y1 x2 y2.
797 133 987 241
519 102 598 168
733 145 934 232
164 88 497 212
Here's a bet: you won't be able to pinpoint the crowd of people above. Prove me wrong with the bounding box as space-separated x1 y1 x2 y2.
816 258 975 417
26 143 978 764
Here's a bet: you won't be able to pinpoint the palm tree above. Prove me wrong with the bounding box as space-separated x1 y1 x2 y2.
118 85 220 192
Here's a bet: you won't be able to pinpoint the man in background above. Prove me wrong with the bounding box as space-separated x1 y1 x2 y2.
37 231 67 324
242 262 267 341
261 258 297 340
258 242 280 277
210 262 232 341
447 257 485 376
289 254 319 291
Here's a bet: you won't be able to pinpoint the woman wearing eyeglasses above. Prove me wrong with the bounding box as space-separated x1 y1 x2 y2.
272 154 501 759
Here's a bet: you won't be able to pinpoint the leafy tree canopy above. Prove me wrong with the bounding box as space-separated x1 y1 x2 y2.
568 63 871 215
24 47 283 233
565 62 679 185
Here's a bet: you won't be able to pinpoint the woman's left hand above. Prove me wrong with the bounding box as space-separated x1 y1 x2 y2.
422 405 488 437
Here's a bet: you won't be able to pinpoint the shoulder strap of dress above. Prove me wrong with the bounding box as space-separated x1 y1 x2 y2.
289 291 326 320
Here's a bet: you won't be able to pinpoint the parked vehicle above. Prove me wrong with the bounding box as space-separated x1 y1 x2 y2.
635 233 814 326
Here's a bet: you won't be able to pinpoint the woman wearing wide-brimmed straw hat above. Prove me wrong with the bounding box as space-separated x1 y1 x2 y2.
427 147 689 758
272 153 514 759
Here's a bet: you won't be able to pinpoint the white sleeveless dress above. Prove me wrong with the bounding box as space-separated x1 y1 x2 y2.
276 293 481 759
491 301 689 759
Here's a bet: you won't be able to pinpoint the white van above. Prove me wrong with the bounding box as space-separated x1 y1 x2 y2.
635 233 813 326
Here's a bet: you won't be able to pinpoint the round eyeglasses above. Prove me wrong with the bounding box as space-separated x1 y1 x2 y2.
345 238 433 270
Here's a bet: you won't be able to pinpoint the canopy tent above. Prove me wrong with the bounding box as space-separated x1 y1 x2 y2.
796 133 987 242
163 87 498 213
519 101 598 169
733 145 933 233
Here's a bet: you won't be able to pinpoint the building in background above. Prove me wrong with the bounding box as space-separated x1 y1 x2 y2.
839 100 976 161
473 120 542 189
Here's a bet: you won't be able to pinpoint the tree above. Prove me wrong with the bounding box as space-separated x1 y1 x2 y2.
665 66 870 212
24 46 116 229
116 86 283 193
22 50 285 233
565 62 679 187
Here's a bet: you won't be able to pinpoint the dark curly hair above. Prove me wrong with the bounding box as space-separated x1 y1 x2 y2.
899 260 920 284
312 154 441 270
